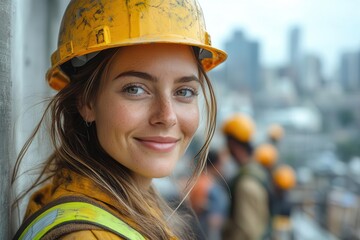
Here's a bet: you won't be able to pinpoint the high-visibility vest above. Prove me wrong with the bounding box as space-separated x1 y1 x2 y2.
13 196 145 240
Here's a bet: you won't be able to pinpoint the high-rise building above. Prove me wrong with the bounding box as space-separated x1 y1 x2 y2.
289 26 301 67
224 30 260 93
340 51 360 91
300 54 323 94
287 26 302 94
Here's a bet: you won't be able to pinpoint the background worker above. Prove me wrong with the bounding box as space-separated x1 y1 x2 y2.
261 123 298 240
221 113 271 240
189 149 229 240
254 143 279 217
267 124 285 146
271 165 297 240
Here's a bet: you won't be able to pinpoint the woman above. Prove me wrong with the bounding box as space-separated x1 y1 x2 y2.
12 0 226 239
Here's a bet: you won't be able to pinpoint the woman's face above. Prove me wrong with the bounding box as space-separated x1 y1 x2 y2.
81 44 200 186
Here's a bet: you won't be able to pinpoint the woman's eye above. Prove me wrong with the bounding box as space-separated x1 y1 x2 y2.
176 88 198 98
123 85 146 95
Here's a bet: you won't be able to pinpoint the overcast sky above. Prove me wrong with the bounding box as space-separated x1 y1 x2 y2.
198 0 360 74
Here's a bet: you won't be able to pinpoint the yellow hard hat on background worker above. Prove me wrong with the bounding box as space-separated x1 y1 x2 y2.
273 165 296 190
46 0 227 90
254 143 278 168
222 113 255 143
267 124 285 143
222 113 256 158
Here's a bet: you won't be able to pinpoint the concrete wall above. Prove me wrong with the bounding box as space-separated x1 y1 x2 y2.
10 0 69 235
0 0 12 238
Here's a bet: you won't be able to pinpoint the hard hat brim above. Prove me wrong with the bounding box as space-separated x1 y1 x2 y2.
47 36 227 91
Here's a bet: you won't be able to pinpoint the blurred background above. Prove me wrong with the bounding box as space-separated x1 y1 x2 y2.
2 0 360 239
195 0 360 239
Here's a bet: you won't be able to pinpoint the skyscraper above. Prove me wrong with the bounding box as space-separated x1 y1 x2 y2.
224 30 260 93
289 26 301 68
340 51 360 91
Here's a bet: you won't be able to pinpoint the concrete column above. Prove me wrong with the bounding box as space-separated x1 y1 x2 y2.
0 0 12 239
10 0 70 234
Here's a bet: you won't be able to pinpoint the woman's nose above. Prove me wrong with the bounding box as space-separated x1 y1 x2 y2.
149 96 177 127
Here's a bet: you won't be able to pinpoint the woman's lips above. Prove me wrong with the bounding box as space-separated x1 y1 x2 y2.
135 136 179 152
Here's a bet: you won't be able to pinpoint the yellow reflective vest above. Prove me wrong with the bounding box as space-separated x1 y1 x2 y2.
14 196 145 240
15 169 175 240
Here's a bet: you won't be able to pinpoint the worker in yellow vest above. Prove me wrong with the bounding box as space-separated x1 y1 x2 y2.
11 0 227 239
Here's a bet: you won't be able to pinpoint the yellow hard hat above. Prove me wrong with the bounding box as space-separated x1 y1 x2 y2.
267 124 285 142
222 113 255 143
273 165 296 190
46 0 227 91
254 143 278 168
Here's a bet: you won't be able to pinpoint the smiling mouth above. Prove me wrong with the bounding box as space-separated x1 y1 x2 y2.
134 137 179 152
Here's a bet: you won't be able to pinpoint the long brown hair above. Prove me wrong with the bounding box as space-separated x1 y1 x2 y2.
12 46 217 240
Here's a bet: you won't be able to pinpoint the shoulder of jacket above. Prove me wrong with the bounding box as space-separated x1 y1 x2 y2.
236 176 267 196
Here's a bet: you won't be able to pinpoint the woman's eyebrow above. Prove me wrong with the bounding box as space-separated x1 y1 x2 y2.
113 71 157 82
176 75 200 83
113 71 199 83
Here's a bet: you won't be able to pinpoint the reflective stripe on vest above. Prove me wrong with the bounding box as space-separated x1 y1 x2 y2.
16 199 145 240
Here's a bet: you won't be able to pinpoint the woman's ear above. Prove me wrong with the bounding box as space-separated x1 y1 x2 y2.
78 101 96 122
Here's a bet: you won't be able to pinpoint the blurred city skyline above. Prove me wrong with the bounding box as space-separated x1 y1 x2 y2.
198 0 360 75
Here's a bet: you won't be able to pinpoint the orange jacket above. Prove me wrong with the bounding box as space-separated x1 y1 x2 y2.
22 169 174 239
189 173 213 214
